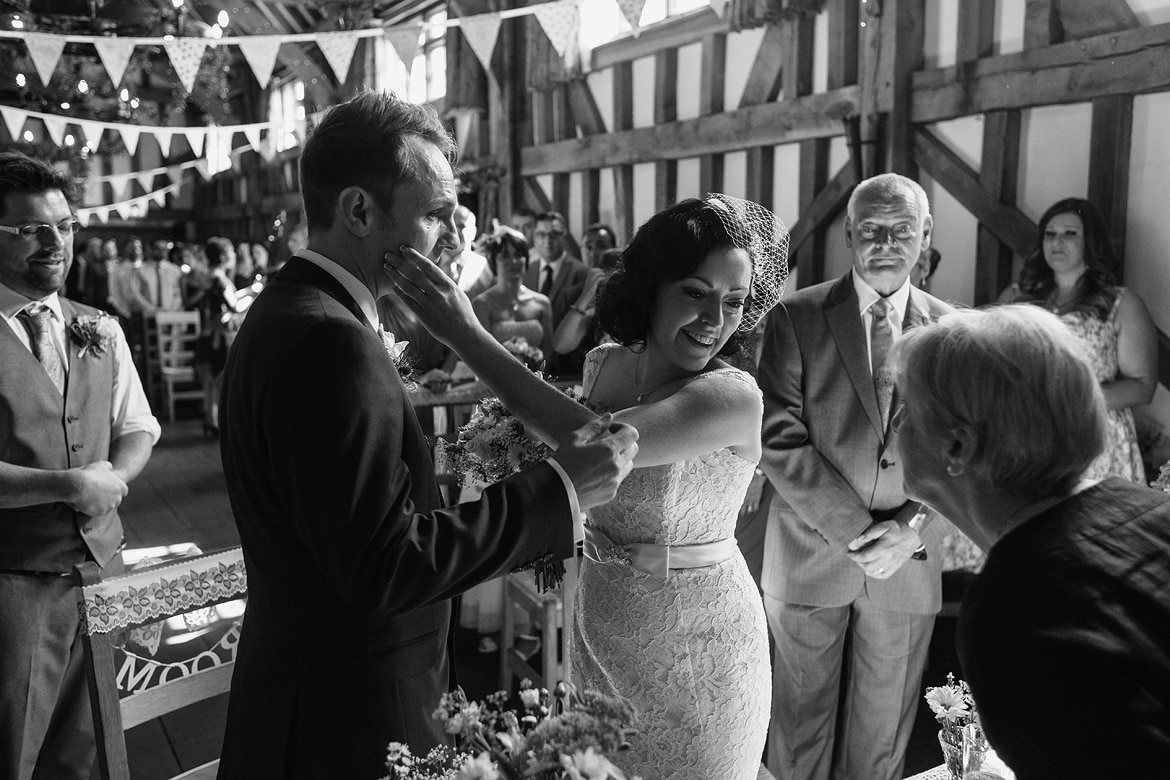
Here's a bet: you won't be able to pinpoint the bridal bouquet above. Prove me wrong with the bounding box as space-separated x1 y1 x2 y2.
436 397 550 488
380 681 640 780
502 337 544 371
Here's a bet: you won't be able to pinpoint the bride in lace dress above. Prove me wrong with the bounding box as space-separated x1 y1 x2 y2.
384 195 789 780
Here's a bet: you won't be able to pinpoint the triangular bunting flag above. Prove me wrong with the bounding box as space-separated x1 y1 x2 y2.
384 27 421 73
257 135 277 163
136 171 156 192
24 33 66 86
119 125 141 156
78 120 103 153
183 127 206 157
460 13 502 74
114 201 132 221
1 106 28 142
94 207 110 224
164 37 209 94
317 31 359 85
614 0 648 37
242 124 262 152
152 129 175 158
708 0 729 17
194 159 211 182
533 0 578 59
42 116 66 147
93 37 136 87
151 189 168 208
77 211 91 228
109 176 129 202
166 165 184 184
237 36 282 89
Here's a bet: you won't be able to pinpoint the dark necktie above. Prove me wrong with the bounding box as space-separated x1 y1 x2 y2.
870 297 894 427
18 303 66 395
540 264 554 297
155 263 163 307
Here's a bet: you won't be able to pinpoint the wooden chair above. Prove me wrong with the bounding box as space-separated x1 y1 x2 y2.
500 571 566 691
75 547 248 780
153 311 203 422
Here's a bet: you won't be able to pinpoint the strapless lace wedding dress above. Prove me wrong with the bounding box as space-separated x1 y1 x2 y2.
571 344 771 780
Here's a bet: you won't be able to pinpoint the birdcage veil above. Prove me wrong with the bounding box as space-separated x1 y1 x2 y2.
703 193 790 332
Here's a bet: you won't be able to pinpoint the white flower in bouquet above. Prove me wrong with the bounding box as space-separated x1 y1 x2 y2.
501 337 544 370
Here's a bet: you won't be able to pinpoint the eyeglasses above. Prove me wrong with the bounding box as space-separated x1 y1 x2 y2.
533 230 565 240
0 219 81 240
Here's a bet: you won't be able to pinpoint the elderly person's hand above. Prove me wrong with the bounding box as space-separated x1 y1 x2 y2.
845 520 923 578
384 245 479 348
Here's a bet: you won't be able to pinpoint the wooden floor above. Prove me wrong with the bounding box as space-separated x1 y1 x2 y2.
116 418 951 778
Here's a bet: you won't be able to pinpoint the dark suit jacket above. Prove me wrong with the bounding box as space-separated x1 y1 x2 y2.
217 257 575 779
758 273 949 613
958 479 1170 778
524 255 589 376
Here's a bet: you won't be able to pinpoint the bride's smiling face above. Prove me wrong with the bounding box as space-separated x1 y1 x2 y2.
647 246 751 371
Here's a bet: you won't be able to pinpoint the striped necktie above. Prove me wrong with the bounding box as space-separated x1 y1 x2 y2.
870 297 894 427
18 302 66 395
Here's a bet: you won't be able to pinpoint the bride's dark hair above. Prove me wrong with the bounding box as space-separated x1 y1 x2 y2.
597 199 746 357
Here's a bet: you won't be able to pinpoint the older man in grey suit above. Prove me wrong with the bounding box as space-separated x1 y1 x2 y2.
758 173 951 780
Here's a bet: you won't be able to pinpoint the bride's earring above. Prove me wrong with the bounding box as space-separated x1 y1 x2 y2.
946 463 963 477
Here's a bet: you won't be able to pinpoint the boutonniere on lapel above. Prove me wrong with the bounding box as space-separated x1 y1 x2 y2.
68 313 118 359
379 327 417 389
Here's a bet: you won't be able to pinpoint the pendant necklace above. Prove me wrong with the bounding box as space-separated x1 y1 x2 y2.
632 351 688 403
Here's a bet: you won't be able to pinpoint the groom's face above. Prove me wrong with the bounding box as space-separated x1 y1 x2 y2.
369 139 460 297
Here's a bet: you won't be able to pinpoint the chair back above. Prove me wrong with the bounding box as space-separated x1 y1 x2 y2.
153 311 203 421
76 547 247 780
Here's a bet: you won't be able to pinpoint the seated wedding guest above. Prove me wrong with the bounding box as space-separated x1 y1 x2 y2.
1000 198 1155 482
892 304 1170 779
509 205 537 247
193 237 245 437
442 205 493 299
473 226 553 360
0 151 159 780
551 247 620 357
581 223 617 268
527 211 588 374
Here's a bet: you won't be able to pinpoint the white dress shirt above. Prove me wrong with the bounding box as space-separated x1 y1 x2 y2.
852 271 912 373
294 250 584 537
0 284 161 444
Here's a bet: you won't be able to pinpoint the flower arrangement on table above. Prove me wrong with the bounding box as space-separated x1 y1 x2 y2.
501 337 544 371
925 673 990 779
380 680 640 780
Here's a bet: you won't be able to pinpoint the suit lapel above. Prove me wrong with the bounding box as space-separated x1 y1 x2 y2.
277 256 370 330
824 274 886 438
885 287 935 432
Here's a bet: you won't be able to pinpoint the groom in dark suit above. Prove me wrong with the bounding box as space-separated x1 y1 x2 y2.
217 92 637 779
758 173 951 780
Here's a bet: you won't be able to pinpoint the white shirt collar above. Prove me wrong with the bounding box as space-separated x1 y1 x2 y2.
295 249 380 332
0 282 62 323
541 252 565 272
852 270 911 324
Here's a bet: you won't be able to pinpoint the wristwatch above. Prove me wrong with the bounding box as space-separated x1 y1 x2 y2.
908 509 928 561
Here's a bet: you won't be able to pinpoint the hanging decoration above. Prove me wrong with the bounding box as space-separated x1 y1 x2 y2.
532 0 579 59
316 31 361 85
237 37 282 89
384 27 422 74
460 14 503 75
23 33 67 86
93 38 136 88
163 38 210 94
614 0 650 36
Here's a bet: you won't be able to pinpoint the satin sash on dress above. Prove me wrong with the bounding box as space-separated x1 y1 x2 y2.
582 524 737 578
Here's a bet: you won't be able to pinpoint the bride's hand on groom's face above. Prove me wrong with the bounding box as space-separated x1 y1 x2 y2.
384 246 476 345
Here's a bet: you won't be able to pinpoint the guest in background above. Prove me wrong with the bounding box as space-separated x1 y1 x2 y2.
129 238 183 314
893 304 1170 778
441 205 493 300
525 211 589 375
758 173 949 780
473 226 553 360
173 243 212 311
233 242 257 290
551 247 619 357
581 223 617 268
911 246 940 290
509 205 537 247
1000 198 1155 482
0 151 159 780
66 236 100 303
193 237 244 437
250 242 270 282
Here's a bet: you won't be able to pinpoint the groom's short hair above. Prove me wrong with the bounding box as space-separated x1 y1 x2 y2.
300 91 457 232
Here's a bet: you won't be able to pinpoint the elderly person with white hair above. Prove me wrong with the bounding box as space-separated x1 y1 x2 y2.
892 304 1170 779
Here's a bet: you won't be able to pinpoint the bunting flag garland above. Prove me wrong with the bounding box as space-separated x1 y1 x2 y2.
708 0 729 17
152 128 175 158
183 127 206 158
164 37 210 94
532 0 579 59
109 177 129 202
2 106 27 142
93 38 136 87
614 0 649 36
317 31 360 84
24 33 66 86
77 120 103 153
237 37 282 89
119 125 141 156
460 13 503 75
41 115 66 147
241 124 263 153
77 179 186 225
136 171 156 192
384 27 422 73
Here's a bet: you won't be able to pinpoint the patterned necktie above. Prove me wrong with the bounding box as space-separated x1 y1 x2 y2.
540 264 554 296
18 303 66 395
870 297 894 428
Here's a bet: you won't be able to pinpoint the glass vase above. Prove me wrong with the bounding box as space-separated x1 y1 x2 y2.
938 731 964 780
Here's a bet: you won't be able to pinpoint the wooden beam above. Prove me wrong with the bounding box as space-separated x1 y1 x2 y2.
889 0 926 176
956 0 996 63
581 168 600 228
858 0 883 177
973 110 1022 305
522 86 857 175
590 8 727 70
1024 0 1062 48
912 22 1170 123
827 0 859 88
788 163 857 258
1088 94 1133 277
739 24 786 108
523 177 554 213
699 31 726 196
655 49 678 211
612 60 635 243
1060 0 1140 39
795 139 829 286
567 78 607 136
912 126 1036 257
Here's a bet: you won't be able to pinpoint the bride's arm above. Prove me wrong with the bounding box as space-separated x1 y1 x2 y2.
385 248 759 466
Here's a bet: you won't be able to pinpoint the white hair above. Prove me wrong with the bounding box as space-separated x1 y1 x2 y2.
847 173 931 226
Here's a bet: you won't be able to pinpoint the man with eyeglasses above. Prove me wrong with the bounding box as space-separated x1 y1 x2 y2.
757 173 952 780
524 211 588 374
0 151 159 779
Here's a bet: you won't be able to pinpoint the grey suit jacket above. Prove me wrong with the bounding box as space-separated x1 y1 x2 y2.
758 272 950 613
524 254 588 326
